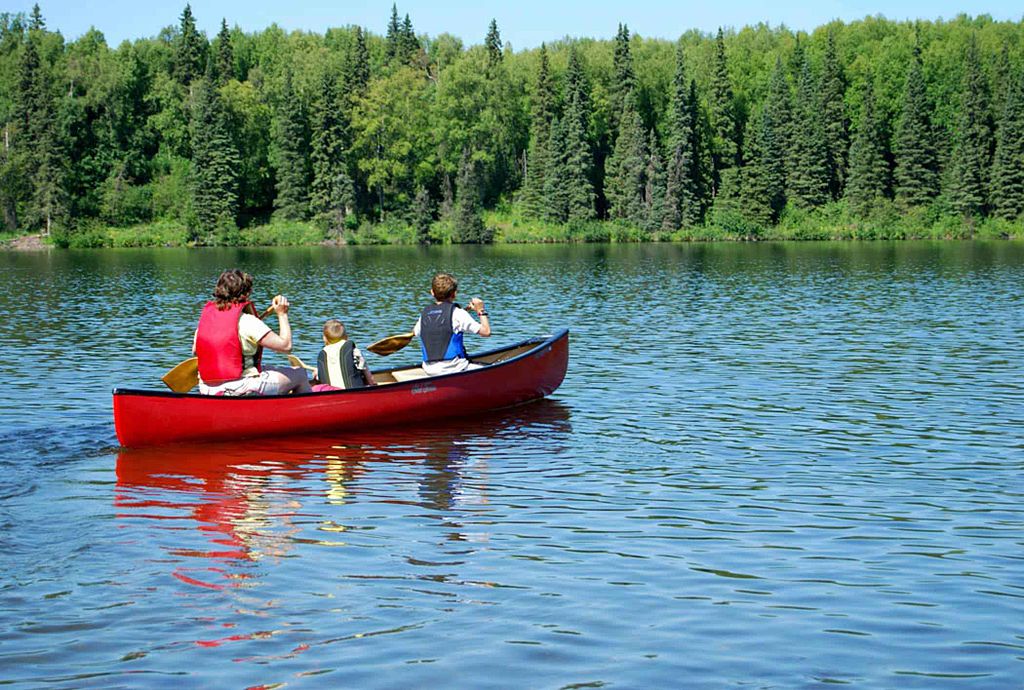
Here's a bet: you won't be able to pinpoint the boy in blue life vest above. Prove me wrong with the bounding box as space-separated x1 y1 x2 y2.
315 319 376 389
413 272 491 376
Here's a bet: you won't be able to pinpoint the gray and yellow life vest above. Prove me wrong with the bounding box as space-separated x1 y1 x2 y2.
317 340 366 389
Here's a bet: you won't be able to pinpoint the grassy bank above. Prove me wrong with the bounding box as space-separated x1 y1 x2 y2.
12 203 1024 249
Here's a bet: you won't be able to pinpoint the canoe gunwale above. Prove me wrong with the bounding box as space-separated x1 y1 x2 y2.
113 329 569 400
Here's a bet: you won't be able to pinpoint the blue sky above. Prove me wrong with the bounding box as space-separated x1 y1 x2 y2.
7 1 1022 49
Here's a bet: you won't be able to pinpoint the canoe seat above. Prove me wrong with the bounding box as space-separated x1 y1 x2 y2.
391 367 431 382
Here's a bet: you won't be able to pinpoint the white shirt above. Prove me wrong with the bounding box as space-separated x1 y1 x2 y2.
413 305 481 376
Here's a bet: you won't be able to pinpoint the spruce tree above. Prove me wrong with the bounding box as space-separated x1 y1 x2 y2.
411 185 433 244
691 80 715 217
543 116 569 222
605 103 646 224
272 70 310 221
485 19 502 70
845 79 890 215
740 115 776 228
310 72 355 231
16 37 66 234
643 129 665 233
29 4 44 31
174 4 206 86
345 26 371 98
214 19 233 84
787 58 829 208
562 47 595 221
947 36 992 219
610 24 637 136
894 45 939 208
991 71 1024 219
453 150 490 243
663 46 700 230
710 27 739 184
820 30 848 199
400 14 419 63
522 44 556 218
762 57 791 218
191 74 240 240
385 5 402 64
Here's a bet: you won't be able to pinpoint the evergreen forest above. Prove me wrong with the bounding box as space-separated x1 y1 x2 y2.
2 4 1024 247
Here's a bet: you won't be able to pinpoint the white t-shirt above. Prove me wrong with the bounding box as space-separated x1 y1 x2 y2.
412 305 481 376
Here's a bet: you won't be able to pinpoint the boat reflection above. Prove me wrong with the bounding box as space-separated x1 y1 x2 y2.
114 400 572 579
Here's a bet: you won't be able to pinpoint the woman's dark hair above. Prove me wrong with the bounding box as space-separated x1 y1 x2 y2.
212 269 253 308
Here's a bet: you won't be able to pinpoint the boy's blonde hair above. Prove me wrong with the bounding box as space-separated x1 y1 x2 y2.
431 273 458 301
323 319 347 344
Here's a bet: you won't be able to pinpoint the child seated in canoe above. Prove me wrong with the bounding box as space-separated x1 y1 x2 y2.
315 319 376 389
413 272 491 376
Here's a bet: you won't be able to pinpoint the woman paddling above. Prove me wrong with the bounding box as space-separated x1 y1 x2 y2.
192 269 311 396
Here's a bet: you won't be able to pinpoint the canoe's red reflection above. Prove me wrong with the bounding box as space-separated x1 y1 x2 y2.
114 401 572 574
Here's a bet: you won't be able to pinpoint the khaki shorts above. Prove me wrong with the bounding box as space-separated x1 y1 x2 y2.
199 367 292 396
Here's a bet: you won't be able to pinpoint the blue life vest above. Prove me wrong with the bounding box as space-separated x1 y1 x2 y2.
419 301 467 363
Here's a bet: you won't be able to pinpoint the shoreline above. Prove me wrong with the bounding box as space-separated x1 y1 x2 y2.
3 215 1023 251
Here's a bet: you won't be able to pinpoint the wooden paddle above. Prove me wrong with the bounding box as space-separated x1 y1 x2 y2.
366 331 416 356
161 304 276 393
287 354 319 374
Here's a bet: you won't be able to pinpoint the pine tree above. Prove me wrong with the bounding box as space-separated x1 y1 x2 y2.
894 45 939 209
191 74 240 240
272 70 310 221
762 57 791 218
605 103 646 224
991 71 1024 219
411 186 433 244
453 150 490 243
662 46 700 230
485 19 502 70
310 72 355 231
562 47 595 221
643 129 665 233
214 19 234 84
947 36 992 219
820 30 848 198
174 4 206 86
787 58 829 208
710 27 739 184
522 44 556 218
846 79 890 215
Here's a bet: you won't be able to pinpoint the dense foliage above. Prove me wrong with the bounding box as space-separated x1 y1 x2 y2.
2 4 1024 246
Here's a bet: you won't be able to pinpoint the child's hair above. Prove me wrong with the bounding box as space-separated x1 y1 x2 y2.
323 319 347 344
431 272 458 301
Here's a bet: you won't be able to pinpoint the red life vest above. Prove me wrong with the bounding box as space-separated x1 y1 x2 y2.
195 301 263 386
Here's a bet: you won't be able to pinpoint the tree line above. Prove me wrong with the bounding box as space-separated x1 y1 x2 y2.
1 4 1023 245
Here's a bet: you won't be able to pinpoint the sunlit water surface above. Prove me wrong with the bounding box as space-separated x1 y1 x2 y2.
1 242 1022 688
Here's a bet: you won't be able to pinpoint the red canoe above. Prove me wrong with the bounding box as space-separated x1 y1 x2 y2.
113 330 569 448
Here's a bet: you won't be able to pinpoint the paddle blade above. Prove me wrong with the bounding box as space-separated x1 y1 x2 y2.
367 331 415 356
162 357 199 393
287 354 318 373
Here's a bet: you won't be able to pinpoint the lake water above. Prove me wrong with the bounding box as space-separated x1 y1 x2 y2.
1 242 1022 688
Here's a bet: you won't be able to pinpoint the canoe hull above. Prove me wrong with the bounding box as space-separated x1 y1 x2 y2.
113 330 569 448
